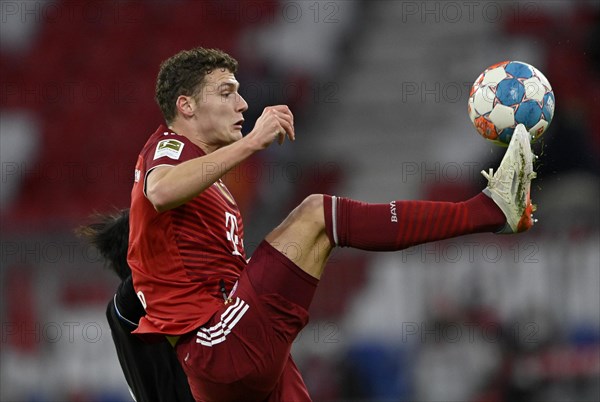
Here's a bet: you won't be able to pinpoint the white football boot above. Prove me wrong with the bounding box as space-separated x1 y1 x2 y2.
482 124 537 233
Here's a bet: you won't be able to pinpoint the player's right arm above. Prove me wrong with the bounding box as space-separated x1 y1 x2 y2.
146 106 295 212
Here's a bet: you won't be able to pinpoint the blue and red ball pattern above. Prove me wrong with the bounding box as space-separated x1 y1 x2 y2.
468 61 555 145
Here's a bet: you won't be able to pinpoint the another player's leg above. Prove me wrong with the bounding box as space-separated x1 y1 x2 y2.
265 123 536 279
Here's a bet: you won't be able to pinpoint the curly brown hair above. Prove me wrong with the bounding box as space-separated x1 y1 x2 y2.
155 47 238 124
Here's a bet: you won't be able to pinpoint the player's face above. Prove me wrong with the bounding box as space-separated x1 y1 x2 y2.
194 69 248 147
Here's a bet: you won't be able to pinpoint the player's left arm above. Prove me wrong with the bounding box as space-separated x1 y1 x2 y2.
146 105 294 212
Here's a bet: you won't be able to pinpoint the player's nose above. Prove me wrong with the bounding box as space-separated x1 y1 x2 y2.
236 93 248 113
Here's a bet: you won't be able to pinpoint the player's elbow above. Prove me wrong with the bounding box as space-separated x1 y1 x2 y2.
146 184 173 213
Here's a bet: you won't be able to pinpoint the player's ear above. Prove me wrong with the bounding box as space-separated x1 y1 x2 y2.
175 95 195 119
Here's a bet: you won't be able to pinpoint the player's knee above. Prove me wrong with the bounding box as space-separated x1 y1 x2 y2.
295 194 325 228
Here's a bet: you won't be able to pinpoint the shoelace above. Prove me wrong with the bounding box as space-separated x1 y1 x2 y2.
481 168 494 182
481 167 512 200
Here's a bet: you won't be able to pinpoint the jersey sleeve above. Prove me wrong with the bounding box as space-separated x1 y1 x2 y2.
139 133 202 196
144 134 199 171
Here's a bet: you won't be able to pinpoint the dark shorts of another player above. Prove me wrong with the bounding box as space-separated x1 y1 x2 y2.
107 277 195 402
174 241 319 402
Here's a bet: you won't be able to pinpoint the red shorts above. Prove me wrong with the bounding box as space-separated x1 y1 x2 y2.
174 241 319 402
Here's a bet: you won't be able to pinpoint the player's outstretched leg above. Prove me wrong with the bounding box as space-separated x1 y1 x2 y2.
266 124 537 279
481 123 537 233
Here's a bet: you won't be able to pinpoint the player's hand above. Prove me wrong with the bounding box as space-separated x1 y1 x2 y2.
246 105 295 150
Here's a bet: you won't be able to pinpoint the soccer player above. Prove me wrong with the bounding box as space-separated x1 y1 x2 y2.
126 47 536 402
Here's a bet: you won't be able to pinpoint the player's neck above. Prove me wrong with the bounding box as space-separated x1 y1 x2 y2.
168 121 217 155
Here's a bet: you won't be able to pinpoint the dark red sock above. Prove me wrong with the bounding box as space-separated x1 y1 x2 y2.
323 193 505 251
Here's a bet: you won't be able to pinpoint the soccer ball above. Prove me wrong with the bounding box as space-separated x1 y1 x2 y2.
468 60 555 146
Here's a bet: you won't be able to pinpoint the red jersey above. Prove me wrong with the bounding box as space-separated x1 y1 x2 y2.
128 125 246 336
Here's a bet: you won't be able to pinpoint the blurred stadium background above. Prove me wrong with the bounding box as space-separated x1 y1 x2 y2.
1 1 599 401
